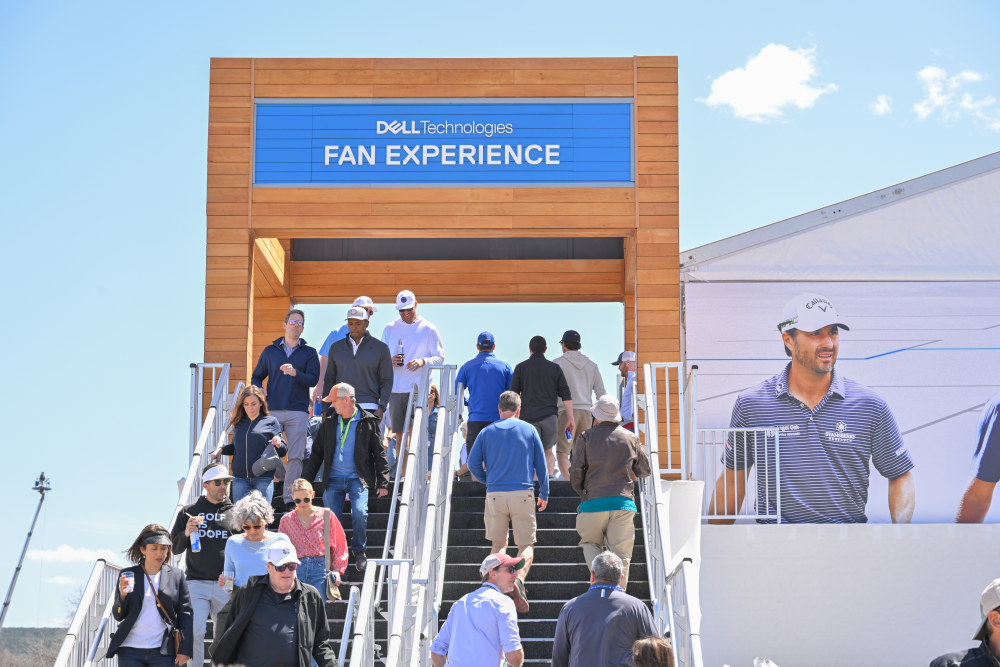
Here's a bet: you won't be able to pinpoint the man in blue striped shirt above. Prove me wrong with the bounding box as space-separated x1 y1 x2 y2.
711 292 916 524
956 392 1000 522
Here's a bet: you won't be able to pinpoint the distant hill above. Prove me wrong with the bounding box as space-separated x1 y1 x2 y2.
0 627 64 667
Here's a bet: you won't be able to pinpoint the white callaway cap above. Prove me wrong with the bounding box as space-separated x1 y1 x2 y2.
777 292 850 335
353 296 377 313
974 578 1000 640
396 290 416 310
265 541 300 567
345 306 369 321
202 464 233 484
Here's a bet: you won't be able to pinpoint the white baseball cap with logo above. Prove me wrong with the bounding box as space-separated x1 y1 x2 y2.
345 306 369 321
202 464 234 484
265 540 300 567
396 290 416 311
777 292 851 335
974 578 1000 640
353 296 378 313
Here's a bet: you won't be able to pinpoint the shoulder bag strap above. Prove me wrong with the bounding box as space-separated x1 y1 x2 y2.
143 569 177 628
323 508 331 572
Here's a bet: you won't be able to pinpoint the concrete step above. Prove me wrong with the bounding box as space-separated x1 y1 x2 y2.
444 544 645 565
444 528 585 547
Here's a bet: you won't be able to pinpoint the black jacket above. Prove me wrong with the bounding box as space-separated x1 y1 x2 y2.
930 643 1000 667
322 332 393 411
108 564 193 659
511 353 573 423
212 574 338 667
220 415 288 479
169 496 236 581
303 407 390 491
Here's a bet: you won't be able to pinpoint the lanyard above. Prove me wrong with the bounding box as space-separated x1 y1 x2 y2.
338 408 357 452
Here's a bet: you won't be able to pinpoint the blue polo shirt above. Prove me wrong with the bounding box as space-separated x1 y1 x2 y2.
319 325 348 357
455 352 513 422
724 363 914 524
329 408 360 479
971 392 1000 482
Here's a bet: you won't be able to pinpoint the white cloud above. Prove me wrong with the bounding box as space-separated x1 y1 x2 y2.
698 44 837 122
914 66 999 131
871 95 893 115
44 576 81 585
28 545 118 563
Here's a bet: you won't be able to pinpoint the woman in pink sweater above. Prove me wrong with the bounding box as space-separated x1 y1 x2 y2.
278 479 348 599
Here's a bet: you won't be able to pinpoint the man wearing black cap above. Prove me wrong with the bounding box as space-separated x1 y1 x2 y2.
553 330 606 480
455 332 513 475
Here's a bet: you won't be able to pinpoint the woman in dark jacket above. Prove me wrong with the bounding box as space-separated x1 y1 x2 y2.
109 524 193 667
213 385 287 504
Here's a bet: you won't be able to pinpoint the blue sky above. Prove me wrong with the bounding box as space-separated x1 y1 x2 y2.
1 0 998 627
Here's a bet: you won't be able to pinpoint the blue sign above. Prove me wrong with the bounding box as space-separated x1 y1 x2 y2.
254 102 633 185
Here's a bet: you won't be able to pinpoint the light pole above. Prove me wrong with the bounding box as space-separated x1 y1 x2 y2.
0 472 52 635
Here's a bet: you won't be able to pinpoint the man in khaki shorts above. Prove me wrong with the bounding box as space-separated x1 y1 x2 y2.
468 390 550 614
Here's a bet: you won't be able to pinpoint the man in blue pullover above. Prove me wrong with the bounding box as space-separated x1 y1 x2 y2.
251 308 320 509
468 390 549 614
455 332 512 478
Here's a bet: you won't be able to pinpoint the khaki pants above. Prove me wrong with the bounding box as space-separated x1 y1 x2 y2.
576 510 636 591
557 409 594 455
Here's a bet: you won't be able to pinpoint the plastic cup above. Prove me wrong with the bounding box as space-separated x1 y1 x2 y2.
223 571 235 593
121 571 135 594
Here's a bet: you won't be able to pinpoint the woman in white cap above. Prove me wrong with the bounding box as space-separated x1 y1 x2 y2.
108 524 193 667
212 385 287 504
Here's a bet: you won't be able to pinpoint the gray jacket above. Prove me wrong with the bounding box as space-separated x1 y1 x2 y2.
551 586 658 667
322 331 393 411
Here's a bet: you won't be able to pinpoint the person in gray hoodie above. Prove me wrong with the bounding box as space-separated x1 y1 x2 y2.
553 330 606 479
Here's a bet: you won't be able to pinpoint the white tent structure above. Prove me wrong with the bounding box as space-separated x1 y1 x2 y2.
680 150 1000 283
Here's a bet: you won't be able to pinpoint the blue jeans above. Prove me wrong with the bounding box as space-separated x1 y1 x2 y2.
231 476 273 504
116 647 175 667
324 477 367 553
298 555 327 600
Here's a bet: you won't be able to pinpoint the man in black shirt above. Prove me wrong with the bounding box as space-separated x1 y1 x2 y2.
212 542 338 667
510 336 574 477
930 578 1000 667
170 463 236 667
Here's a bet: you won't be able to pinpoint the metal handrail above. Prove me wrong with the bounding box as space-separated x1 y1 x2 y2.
53 560 122 667
338 586 361 666
698 427 782 523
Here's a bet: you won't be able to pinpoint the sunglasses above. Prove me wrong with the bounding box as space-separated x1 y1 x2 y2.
494 565 517 574
399 308 414 313
293 497 312 505
287 319 304 326
210 479 231 487
274 563 298 572
242 523 264 531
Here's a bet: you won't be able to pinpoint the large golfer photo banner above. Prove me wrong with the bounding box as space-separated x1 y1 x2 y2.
253 101 634 185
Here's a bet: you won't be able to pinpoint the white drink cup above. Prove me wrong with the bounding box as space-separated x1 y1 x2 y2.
122 571 135 594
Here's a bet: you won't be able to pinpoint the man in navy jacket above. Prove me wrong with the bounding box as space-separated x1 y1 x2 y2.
252 308 320 509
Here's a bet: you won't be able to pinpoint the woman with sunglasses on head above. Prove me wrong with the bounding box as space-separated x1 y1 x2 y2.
279 479 348 599
212 385 287 504
108 525 193 667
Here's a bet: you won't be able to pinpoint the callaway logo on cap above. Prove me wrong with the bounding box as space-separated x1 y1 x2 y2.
777 293 850 335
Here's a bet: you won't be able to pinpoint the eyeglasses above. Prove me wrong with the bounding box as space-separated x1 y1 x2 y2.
287 319 304 326
399 308 414 313
242 523 264 531
274 563 298 572
293 497 312 505
210 479 231 487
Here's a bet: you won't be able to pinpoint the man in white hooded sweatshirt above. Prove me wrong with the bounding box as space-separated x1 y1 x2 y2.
553 330 606 480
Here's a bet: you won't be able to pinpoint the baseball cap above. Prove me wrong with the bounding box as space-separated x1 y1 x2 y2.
353 296 378 313
974 578 1000 640
560 330 581 345
478 332 495 347
324 382 356 403
591 395 622 423
396 290 416 310
265 541 300 567
202 464 234 484
345 306 369 321
777 293 850 335
479 552 526 577
611 351 636 366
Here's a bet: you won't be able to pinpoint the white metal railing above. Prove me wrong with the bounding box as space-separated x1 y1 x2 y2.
52 560 122 667
696 427 783 523
347 365 462 667
635 363 703 667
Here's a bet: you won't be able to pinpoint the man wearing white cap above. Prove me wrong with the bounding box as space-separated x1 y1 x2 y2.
381 290 445 472
611 351 637 431
430 552 525 667
212 541 337 667
314 296 378 406
570 395 650 592
711 292 916 524
930 578 1000 666
321 305 394 424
